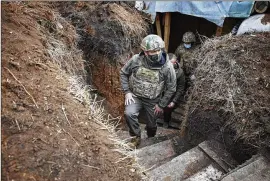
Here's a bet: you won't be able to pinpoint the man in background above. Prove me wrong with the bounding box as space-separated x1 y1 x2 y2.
163 53 185 128
175 32 198 87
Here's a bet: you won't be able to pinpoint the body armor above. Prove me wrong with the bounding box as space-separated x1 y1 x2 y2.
129 66 164 99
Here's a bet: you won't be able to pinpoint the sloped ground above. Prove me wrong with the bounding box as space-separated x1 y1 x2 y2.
1 2 140 180
56 2 150 117
187 33 270 157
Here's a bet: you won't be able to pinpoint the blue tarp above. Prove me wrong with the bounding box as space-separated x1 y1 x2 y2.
140 1 254 27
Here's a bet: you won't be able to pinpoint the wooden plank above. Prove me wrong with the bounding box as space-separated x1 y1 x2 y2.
164 12 171 51
155 13 162 38
148 147 212 181
216 26 223 36
198 140 238 173
135 140 176 169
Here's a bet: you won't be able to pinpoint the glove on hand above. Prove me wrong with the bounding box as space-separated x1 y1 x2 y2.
125 93 136 105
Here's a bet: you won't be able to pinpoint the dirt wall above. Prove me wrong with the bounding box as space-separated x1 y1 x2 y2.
88 56 126 116
1 2 141 180
56 2 150 118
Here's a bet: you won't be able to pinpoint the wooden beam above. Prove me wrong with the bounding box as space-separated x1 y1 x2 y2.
164 12 171 52
155 13 162 38
216 26 223 37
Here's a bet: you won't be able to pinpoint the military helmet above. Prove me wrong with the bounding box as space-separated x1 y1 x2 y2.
182 32 196 43
140 34 165 51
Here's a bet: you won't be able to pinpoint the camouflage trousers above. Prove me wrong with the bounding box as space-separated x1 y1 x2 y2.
124 96 158 138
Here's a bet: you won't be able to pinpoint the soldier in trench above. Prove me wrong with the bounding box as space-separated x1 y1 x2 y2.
120 34 176 148
162 53 185 128
175 31 198 88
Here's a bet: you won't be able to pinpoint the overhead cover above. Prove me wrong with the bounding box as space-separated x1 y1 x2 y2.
136 1 254 27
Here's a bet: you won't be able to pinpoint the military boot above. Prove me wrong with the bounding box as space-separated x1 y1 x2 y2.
128 136 141 149
147 127 157 138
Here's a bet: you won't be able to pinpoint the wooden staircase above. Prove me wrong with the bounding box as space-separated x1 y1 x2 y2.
117 124 270 180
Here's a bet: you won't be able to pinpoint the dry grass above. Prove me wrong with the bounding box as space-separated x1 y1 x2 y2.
39 4 148 178
41 13 85 76
8 1 85 76
188 33 270 147
108 3 148 39
34 4 146 177
46 36 84 75
68 75 147 179
2 1 147 179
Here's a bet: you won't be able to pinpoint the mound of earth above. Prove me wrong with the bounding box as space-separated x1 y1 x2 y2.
187 33 270 151
56 1 149 60
1 2 140 180
56 2 150 118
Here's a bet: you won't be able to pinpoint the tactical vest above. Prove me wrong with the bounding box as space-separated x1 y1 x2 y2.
129 66 164 99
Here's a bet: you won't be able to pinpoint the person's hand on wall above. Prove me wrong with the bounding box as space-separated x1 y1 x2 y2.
125 93 136 105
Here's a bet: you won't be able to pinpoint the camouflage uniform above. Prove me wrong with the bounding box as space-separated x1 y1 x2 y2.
175 44 198 76
170 62 185 104
175 32 198 87
163 61 185 125
120 51 176 137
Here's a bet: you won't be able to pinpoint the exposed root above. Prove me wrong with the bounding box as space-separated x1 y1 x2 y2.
4 67 39 108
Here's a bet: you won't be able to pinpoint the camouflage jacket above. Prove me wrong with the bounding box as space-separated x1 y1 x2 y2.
120 52 176 108
174 44 198 76
171 62 185 103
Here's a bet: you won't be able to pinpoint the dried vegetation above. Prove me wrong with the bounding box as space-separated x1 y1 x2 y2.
189 33 270 148
56 1 150 61
1 2 144 180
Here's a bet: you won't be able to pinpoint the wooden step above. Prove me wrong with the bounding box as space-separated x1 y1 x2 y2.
221 155 270 181
243 168 270 181
147 147 213 181
116 123 179 139
183 164 223 181
134 139 177 170
116 126 180 149
173 107 185 115
168 121 181 129
198 140 238 172
138 134 176 149
157 117 182 129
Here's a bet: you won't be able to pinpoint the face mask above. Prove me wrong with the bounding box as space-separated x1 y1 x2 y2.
146 51 161 63
184 43 191 49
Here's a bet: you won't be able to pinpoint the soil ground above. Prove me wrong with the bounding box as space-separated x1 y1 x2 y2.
1 2 140 181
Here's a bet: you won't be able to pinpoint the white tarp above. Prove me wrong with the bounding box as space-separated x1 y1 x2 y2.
237 14 270 35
